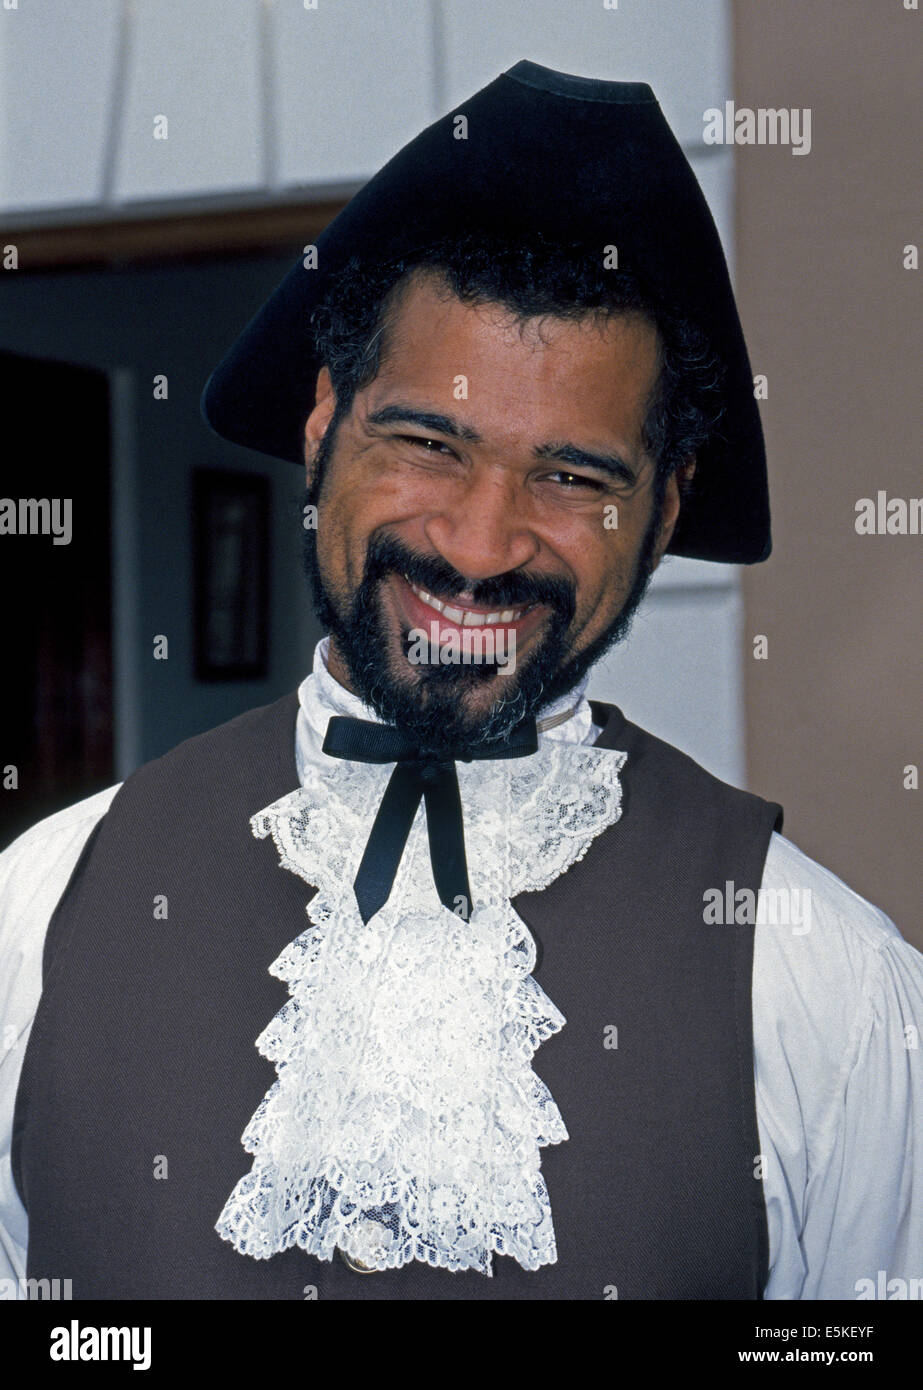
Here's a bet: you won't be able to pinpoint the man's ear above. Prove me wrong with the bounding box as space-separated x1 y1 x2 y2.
651 457 697 568
303 366 337 489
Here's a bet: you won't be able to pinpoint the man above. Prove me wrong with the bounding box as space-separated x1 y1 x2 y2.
1 62 920 1300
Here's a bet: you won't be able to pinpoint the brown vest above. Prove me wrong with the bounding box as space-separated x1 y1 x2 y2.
13 692 782 1299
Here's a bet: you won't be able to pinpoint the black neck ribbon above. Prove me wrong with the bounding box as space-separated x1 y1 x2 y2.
321 715 539 923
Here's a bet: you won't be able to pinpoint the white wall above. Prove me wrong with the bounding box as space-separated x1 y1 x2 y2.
2 0 732 209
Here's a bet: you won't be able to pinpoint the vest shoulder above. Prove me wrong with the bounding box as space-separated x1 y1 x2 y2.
590 698 782 823
125 691 300 793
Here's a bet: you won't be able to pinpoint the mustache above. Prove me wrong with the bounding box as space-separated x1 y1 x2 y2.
362 532 577 621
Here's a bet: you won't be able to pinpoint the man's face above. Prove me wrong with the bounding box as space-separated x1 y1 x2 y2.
302 270 685 753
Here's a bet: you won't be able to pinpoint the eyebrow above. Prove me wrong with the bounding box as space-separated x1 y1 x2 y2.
534 441 638 486
366 404 482 443
366 403 639 484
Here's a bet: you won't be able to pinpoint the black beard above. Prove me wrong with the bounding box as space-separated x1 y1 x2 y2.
301 435 661 756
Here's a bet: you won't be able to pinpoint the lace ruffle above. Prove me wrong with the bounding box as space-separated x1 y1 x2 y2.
215 742 626 1275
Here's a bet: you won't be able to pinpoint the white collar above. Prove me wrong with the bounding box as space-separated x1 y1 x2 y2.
295 635 600 782
217 640 625 1276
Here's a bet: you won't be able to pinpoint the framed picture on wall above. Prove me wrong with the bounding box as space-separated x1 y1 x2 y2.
193 469 270 681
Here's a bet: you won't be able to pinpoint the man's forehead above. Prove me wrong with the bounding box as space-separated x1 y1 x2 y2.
382 267 659 358
359 272 661 450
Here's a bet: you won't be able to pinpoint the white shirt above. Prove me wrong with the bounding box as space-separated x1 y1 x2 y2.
1 639 921 1297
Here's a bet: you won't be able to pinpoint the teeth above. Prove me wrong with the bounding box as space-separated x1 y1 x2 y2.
406 578 526 625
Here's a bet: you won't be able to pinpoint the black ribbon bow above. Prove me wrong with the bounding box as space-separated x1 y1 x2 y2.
321 715 539 923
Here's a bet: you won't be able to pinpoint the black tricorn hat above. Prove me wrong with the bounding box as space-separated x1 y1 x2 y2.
201 60 771 564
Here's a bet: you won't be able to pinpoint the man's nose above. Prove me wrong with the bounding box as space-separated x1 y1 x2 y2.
422 472 540 580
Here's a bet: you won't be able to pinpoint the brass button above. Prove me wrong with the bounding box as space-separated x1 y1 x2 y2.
338 1246 378 1274
337 1218 392 1273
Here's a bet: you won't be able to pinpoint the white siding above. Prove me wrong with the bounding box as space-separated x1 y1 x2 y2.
587 561 746 785
273 0 435 188
437 0 730 149
0 0 122 211
113 0 264 201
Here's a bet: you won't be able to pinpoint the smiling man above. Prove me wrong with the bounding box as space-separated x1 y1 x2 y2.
301 256 686 753
1 61 921 1302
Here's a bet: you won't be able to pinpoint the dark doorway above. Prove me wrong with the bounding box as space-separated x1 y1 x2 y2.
0 351 114 850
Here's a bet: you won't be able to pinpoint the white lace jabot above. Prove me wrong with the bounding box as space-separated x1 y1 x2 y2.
216 640 626 1275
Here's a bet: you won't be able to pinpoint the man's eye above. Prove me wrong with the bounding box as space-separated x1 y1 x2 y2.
400 435 454 455
547 471 605 492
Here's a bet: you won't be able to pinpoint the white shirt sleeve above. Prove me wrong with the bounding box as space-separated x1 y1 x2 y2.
0 786 120 1291
754 831 923 1299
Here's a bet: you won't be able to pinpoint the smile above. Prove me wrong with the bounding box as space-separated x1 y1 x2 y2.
405 578 533 627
